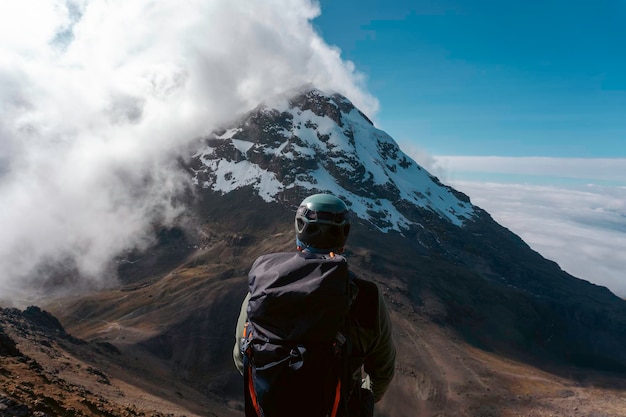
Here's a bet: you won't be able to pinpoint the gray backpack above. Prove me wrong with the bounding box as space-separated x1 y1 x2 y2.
241 251 354 417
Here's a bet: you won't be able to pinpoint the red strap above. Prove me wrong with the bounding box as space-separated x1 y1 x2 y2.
247 363 262 417
330 378 341 417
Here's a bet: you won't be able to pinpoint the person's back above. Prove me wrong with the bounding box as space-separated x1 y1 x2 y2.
233 193 395 416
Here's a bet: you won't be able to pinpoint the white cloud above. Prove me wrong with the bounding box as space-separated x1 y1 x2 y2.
434 156 626 184
0 0 376 301
396 141 445 179
422 155 626 298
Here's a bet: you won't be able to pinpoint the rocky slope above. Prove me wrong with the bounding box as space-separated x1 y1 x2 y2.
0 306 239 416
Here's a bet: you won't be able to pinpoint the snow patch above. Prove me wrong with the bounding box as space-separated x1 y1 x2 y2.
231 139 254 155
200 159 282 202
217 128 241 139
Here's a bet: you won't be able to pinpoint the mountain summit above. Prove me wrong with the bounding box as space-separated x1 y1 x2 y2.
189 88 474 231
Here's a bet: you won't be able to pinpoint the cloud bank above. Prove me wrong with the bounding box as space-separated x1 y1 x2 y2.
428 156 626 298
434 156 626 185
0 0 376 301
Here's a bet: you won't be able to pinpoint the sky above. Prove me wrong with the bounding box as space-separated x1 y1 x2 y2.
314 0 626 158
315 0 626 297
0 0 624 301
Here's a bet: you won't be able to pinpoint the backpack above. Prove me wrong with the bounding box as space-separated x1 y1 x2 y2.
241 251 355 417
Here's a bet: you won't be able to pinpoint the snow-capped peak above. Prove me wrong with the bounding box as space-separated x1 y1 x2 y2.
190 88 475 231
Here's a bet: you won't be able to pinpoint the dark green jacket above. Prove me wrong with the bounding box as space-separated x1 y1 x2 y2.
233 270 396 402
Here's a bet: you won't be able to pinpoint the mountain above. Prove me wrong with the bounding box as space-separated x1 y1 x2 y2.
189 88 474 231
5 87 625 416
188 87 626 370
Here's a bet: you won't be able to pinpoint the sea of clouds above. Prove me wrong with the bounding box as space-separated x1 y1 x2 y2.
431 155 626 298
0 0 377 302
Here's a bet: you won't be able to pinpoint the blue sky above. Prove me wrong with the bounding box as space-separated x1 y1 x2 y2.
314 0 626 158
315 0 626 296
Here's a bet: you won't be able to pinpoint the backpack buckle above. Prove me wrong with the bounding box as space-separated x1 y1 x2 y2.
241 322 252 355
288 345 306 371
333 332 347 356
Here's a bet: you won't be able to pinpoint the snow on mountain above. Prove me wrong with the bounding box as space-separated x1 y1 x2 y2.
190 88 475 231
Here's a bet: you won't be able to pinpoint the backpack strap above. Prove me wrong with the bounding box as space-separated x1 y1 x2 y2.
242 322 263 417
330 378 342 417
257 345 306 372
243 349 263 417
341 277 380 415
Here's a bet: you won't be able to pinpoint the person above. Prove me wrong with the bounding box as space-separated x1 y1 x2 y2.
233 193 396 416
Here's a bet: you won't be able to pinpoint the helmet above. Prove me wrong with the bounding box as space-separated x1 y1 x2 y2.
295 193 350 253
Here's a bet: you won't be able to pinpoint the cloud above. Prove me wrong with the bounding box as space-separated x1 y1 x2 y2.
0 0 376 301
455 181 626 297
395 141 446 180
419 155 626 297
433 156 626 185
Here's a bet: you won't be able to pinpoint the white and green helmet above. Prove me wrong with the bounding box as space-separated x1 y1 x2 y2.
295 193 351 253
